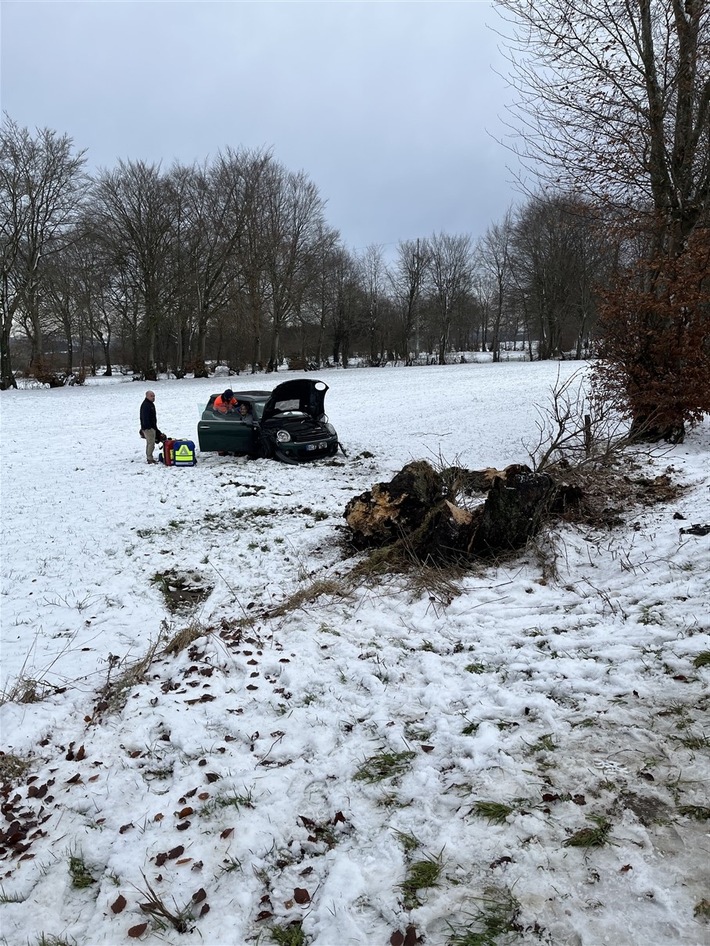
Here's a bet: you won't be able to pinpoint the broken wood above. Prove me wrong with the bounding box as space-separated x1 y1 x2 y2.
344 460 444 548
345 460 560 562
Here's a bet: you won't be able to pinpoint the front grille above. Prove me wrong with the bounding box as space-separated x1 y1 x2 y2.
268 419 331 444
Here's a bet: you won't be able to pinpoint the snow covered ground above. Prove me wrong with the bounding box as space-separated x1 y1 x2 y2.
1 361 708 946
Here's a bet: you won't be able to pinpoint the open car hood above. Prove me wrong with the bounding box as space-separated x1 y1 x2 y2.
261 379 329 422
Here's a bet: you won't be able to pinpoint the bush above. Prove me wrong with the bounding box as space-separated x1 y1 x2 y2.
592 230 710 442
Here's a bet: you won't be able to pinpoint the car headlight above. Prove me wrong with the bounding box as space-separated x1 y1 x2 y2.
276 429 291 443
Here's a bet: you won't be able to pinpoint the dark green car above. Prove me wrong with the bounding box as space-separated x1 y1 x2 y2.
197 378 342 463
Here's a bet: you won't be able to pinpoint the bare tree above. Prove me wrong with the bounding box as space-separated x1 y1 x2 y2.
388 238 430 363
328 248 360 367
497 0 710 251
427 232 474 364
475 208 515 360
510 194 610 359
356 244 387 364
179 148 268 374
235 153 277 372
90 160 178 378
40 237 89 376
262 166 328 372
0 116 87 386
298 225 342 367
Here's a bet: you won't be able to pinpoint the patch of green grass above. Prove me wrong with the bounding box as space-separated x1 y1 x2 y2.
400 856 441 909
220 856 243 874
271 921 306 946
134 870 194 933
470 801 514 825
693 652 710 668
677 804 710 821
657 700 689 721
530 733 557 752
68 852 96 889
462 720 480 736
638 603 664 626
573 718 597 728
33 936 77 946
145 765 173 780
675 732 710 750
464 662 486 675
694 899 710 919
376 792 410 809
447 891 521 946
354 750 416 783
202 788 255 817
391 829 419 854
0 886 26 903
404 724 433 742
563 815 612 848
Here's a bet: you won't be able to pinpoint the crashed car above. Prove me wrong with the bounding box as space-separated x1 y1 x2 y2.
197 378 343 463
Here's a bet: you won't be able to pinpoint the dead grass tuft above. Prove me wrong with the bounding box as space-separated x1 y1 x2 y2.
0 675 58 707
163 622 206 656
92 634 165 719
0 751 31 784
268 578 353 618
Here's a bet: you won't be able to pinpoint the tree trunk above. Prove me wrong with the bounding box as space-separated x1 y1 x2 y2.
0 318 17 389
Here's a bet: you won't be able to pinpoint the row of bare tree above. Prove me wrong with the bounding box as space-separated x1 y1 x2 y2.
1 116 620 387
3 0 708 448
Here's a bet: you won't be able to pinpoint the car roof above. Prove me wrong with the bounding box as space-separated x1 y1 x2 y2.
208 390 271 402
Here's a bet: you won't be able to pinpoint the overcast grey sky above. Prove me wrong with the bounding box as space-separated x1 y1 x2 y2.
1 1 522 255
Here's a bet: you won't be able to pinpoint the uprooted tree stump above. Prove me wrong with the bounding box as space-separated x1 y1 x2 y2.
343 460 446 548
344 460 561 562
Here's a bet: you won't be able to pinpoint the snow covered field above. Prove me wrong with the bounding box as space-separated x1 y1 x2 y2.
1 361 708 946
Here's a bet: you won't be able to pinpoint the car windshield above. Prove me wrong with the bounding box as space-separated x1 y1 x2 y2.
270 398 305 415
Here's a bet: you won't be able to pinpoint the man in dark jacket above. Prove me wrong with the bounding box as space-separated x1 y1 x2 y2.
139 390 158 464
